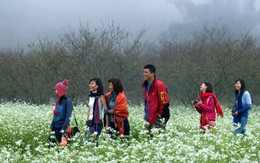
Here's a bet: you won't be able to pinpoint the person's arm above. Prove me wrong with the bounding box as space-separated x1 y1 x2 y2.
199 96 215 112
100 96 109 130
86 97 90 125
192 100 202 113
237 91 252 113
86 107 90 125
195 105 202 114
50 118 54 131
157 83 169 115
62 100 73 131
109 93 129 120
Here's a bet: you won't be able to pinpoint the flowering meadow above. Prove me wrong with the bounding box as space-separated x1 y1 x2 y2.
0 102 259 162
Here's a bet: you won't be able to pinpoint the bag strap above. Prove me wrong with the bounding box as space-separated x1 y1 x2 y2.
74 114 79 126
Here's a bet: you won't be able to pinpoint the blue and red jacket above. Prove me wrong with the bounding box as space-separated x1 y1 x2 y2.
50 96 72 131
141 79 169 125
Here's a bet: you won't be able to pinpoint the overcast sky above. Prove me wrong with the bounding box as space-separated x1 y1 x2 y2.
0 0 260 49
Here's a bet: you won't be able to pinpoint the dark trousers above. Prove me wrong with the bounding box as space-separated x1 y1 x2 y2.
123 119 130 136
109 119 130 137
162 107 170 124
88 120 103 137
52 126 62 142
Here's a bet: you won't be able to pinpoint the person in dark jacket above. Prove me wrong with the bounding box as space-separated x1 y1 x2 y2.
50 79 73 146
141 64 170 133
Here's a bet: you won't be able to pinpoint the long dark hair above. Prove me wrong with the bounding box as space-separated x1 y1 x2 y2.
235 79 246 96
235 79 246 110
89 78 104 94
203 82 213 93
108 78 124 94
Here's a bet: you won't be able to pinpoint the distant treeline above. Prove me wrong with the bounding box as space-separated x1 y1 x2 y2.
0 22 259 106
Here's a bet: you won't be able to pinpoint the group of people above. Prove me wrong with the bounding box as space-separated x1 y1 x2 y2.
86 77 130 144
49 64 252 146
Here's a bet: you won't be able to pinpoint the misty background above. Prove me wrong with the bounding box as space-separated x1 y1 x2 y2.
1 0 260 105
1 0 260 49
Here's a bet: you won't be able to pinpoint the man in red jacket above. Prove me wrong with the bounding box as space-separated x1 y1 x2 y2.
141 64 170 133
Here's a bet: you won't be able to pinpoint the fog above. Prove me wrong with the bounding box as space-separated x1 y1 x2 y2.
0 0 260 49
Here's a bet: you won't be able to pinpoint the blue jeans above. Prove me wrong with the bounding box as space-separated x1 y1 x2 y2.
88 120 103 138
233 113 248 135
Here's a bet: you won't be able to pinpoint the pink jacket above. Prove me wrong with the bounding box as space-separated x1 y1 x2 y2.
196 95 216 121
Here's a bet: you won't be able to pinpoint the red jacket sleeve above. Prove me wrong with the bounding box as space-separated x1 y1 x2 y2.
199 96 214 112
195 106 202 114
157 83 169 115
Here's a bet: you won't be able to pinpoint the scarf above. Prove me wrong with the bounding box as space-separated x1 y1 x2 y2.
93 97 101 124
109 93 117 103
200 92 223 127
114 116 125 135
89 92 102 124
236 91 245 110
53 95 67 115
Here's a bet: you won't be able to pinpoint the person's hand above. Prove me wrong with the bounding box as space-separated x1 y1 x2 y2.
86 120 89 126
194 102 201 107
50 128 52 132
104 109 109 115
233 111 238 116
60 137 67 147
192 100 200 107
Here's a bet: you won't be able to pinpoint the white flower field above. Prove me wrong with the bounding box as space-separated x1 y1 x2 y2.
0 102 259 162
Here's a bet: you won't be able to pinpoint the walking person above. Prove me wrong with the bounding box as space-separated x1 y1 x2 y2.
192 82 223 133
85 78 108 145
105 78 130 141
232 79 252 135
141 64 170 135
50 79 73 146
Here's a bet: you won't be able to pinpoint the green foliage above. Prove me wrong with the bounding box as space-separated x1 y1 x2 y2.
0 23 260 105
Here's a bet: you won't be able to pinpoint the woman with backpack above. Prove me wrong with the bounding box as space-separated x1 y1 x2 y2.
232 79 252 135
105 78 130 139
50 79 73 146
192 82 223 133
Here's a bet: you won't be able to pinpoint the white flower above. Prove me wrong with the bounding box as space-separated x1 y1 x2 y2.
15 140 22 146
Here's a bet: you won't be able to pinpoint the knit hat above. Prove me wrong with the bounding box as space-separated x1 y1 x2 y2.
55 79 69 98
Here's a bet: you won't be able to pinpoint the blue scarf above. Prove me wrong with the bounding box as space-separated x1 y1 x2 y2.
236 91 245 110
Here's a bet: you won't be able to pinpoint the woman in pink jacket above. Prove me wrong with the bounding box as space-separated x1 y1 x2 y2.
192 82 223 133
